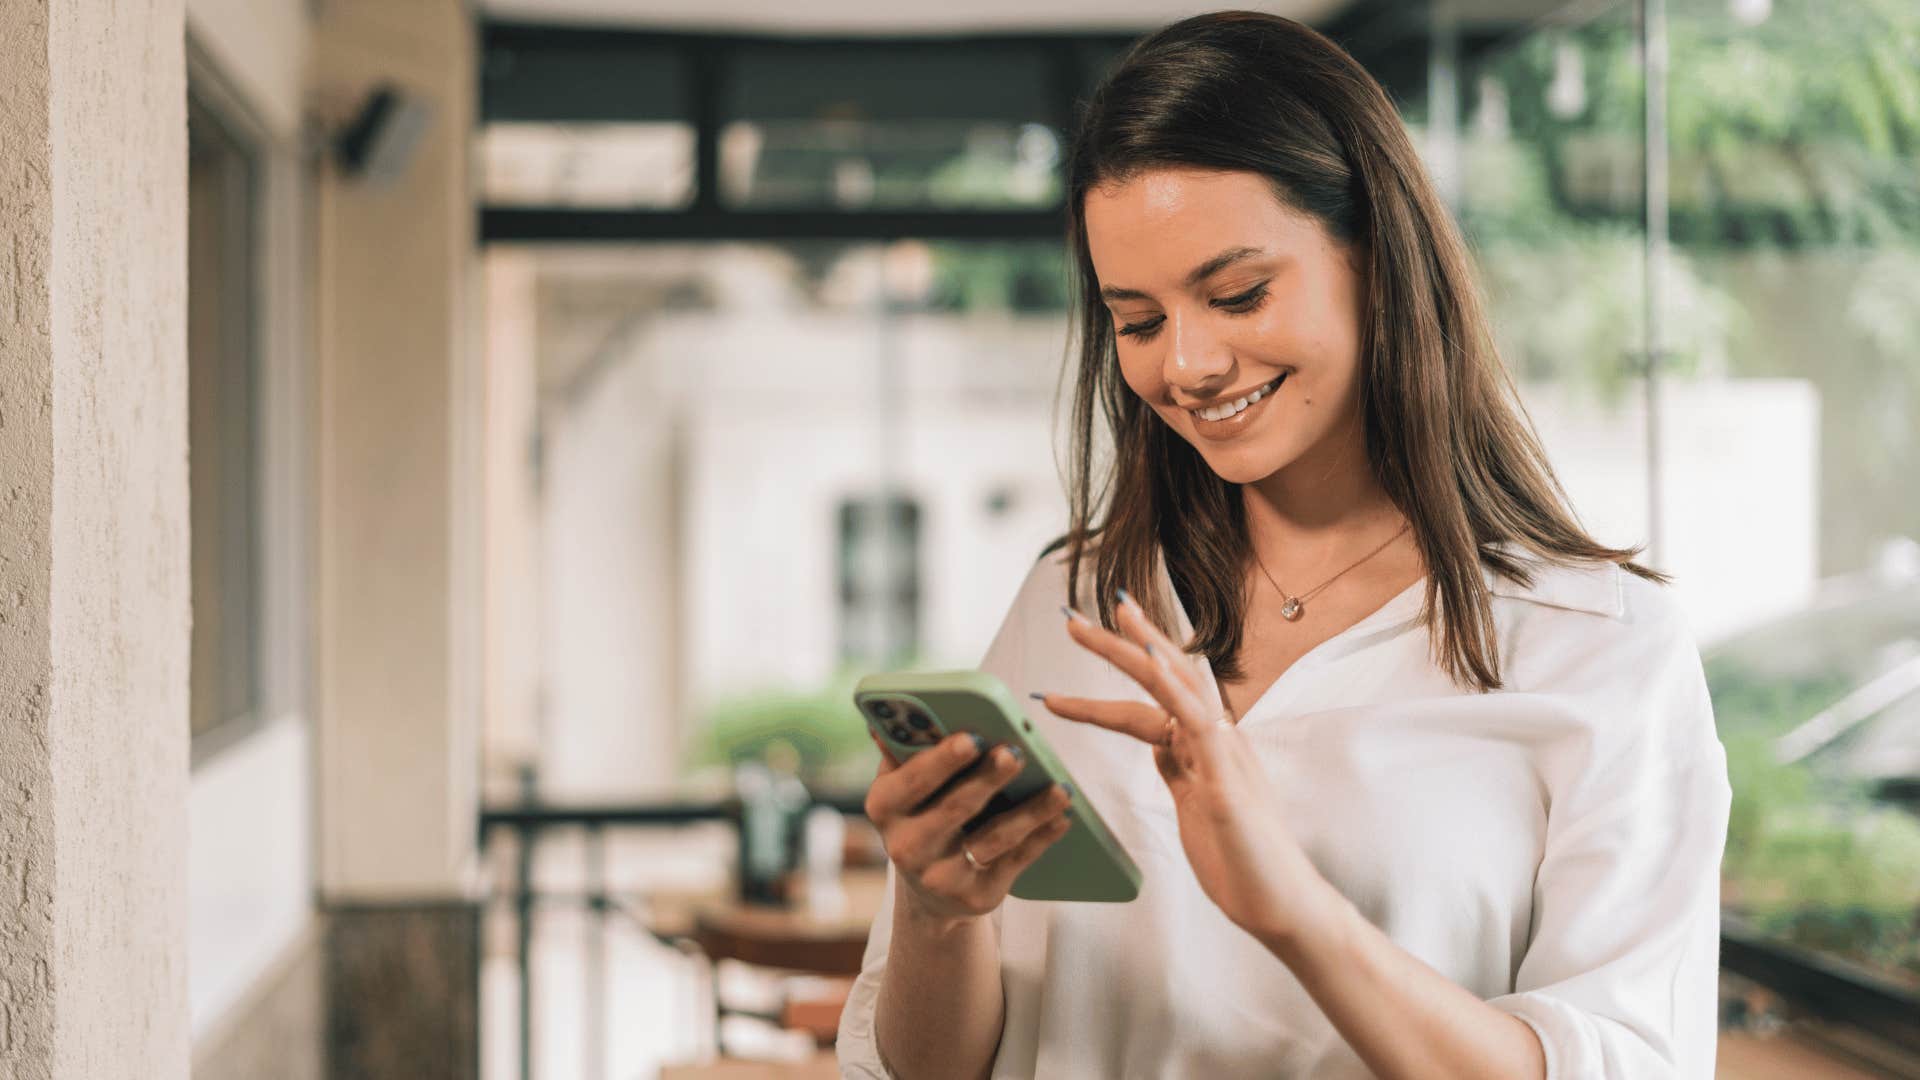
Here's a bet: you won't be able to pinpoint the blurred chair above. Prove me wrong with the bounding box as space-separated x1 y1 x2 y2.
684 865 887 1058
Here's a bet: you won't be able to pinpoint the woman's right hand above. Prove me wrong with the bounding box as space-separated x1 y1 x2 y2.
864 731 1075 923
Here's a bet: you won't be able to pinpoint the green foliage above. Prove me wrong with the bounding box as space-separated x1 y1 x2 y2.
684 653 961 792
1471 0 1920 248
684 666 881 790
925 143 1063 210
1707 660 1920 986
1468 220 1737 399
1704 659 1855 740
1726 761 1920 986
1460 1 1920 569
924 241 1070 313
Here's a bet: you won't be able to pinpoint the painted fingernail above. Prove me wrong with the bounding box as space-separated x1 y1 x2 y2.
1116 587 1133 607
1144 641 1157 659
1061 783 1075 801
1002 745 1024 766
1059 604 1089 624
1028 691 1048 701
967 733 988 756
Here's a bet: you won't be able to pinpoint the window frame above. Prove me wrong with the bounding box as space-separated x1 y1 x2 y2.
186 34 312 770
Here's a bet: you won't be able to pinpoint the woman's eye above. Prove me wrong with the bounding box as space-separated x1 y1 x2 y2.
1213 283 1269 312
1115 284 1265 340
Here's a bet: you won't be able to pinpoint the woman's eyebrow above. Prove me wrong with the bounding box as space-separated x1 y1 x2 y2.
1098 245 1267 303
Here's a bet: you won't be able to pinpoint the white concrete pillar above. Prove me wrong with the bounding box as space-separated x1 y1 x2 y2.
312 0 479 901
0 1 191 1077
481 251 543 797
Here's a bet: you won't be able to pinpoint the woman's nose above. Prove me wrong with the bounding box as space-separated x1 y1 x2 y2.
1163 310 1233 389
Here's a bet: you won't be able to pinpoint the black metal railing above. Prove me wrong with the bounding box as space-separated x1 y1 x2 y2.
1719 912 1920 1066
478 791 870 1080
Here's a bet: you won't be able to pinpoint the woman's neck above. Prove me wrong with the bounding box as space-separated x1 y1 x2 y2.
1242 420 1403 558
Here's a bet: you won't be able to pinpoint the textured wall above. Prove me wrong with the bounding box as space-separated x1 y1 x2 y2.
0 0 60 1071
0 0 190 1076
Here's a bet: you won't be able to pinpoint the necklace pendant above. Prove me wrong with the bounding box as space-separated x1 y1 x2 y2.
1280 595 1304 621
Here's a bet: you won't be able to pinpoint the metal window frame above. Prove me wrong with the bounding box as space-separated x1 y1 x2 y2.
185 30 315 772
186 33 271 768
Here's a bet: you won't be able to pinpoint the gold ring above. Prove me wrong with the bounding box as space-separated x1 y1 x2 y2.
962 844 990 871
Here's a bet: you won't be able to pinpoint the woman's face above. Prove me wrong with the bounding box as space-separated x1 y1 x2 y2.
1082 166 1370 487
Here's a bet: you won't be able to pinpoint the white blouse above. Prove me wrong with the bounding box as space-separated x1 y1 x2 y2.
838 542 1733 1079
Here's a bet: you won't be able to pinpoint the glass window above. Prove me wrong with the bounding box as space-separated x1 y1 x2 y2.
720 118 1062 210
482 121 695 208
1456 4 1656 563
1663 0 1920 994
1462 0 1920 998
837 494 923 669
719 44 1063 209
187 90 263 747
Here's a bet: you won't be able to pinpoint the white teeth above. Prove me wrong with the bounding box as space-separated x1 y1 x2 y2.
1194 376 1281 421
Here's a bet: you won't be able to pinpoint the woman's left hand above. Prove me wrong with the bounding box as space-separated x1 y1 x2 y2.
1036 591 1335 947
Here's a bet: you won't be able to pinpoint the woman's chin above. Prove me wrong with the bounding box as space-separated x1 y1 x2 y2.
1197 445 1296 486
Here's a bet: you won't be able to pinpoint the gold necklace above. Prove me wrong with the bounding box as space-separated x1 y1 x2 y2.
1251 520 1412 622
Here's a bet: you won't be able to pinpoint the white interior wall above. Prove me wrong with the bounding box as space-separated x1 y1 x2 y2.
483 252 545 797
539 346 685 798
187 722 313 1032
1523 377 1820 644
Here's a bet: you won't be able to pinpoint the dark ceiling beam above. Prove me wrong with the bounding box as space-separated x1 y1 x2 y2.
476 2 1567 244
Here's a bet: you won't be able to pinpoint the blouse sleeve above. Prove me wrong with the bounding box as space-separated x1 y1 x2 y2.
836 860 927 1078
1484 612 1734 1079
836 554 1043 1077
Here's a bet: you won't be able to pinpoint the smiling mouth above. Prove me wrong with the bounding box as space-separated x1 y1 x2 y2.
1185 374 1286 422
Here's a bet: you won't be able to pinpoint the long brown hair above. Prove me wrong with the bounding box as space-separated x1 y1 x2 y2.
1050 10 1665 692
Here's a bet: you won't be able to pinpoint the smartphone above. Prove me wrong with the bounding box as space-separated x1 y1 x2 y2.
854 670 1141 903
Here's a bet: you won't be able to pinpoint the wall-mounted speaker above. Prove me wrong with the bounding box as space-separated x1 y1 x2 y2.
333 83 433 186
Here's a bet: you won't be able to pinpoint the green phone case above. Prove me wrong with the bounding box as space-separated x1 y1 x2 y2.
854 669 1142 903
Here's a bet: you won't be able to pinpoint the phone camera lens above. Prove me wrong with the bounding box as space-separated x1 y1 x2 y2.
870 701 896 721
907 711 932 731
888 724 912 743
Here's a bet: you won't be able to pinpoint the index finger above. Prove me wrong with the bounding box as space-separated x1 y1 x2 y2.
868 728 899 772
865 732 987 821
1062 606 1216 736
1113 589 1213 702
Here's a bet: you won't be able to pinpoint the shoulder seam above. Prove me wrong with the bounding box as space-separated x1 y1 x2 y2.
1485 558 1627 620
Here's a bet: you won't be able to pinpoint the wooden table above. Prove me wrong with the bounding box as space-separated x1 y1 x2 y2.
689 867 889 976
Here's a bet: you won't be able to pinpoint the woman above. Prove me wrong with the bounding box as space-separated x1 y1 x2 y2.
838 11 1730 1080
